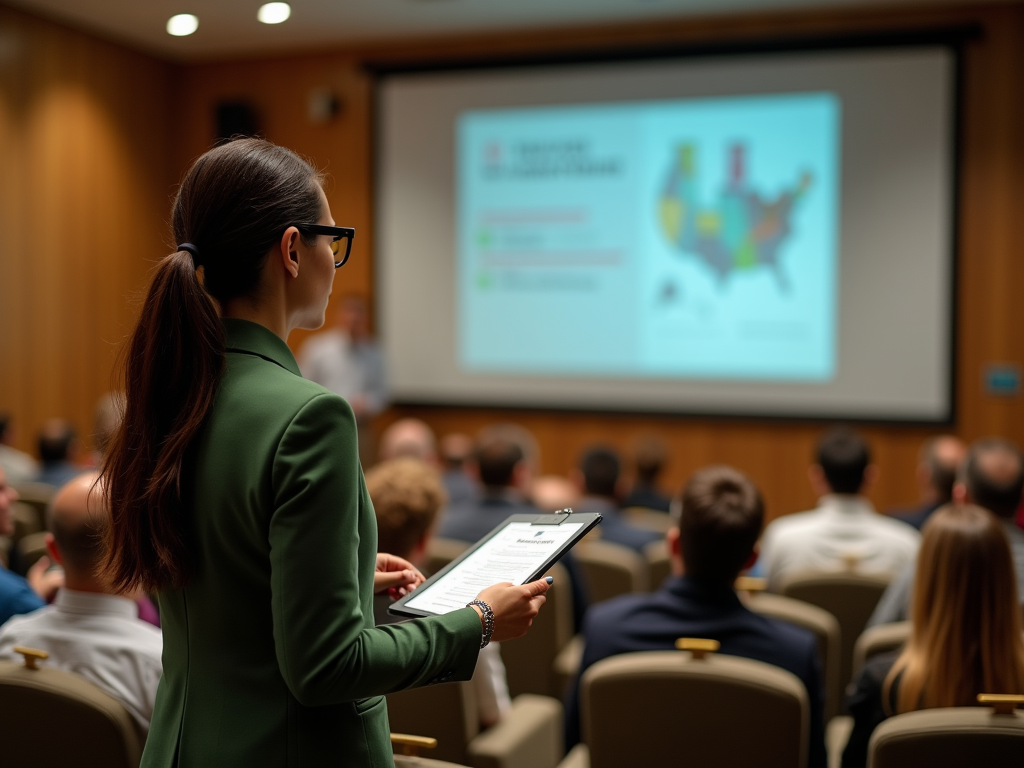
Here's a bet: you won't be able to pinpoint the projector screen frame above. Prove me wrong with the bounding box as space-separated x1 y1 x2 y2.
368 26 976 426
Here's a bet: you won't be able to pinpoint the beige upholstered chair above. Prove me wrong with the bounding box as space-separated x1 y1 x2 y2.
387 681 563 768
780 571 890 691
501 563 573 699
622 507 674 535
16 530 49 573
9 482 55 525
0 646 142 768
852 621 910 679
643 539 671 592
577 640 809 768
868 695 1024 768
425 537 471 577
573 540 648 603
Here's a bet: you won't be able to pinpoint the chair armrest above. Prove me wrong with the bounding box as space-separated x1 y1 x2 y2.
467 694 564 768
552 635 585 698
556 744 590 768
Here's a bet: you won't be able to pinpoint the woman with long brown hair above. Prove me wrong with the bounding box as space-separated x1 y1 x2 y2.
842 503 1024 767
101 138 550 767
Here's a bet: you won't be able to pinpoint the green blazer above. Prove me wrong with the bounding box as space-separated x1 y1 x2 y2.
142 319 481 768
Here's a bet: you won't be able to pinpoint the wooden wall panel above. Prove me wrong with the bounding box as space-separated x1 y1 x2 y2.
0 5 176 459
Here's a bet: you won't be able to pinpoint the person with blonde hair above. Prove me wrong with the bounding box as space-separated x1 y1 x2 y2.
842 503 1024 768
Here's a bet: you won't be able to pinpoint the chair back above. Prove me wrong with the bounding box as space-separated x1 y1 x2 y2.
780 571 890 690
869 699 1024 768
852 621 910 678
0 652 142 768
387 681 478 765
580 646 808 768
502 563 573 698
9 482 55 524
16 531 50 574
574 540 648 603
425 537 470 577
643 539 671 592
745 591 843 721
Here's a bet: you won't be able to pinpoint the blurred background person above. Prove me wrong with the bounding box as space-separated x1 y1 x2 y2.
440 432 478 507
367 457 511 729
530 474 579 514
622 434 672 512
35 418 85 488
0 472 162 735
889 435 966 530
0 412 39 485
842 503 1024 768
0 466 45 625
378 417 438 464
573 445 662 552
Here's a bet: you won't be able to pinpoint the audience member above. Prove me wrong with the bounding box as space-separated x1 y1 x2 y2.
35 419 85 488
573 445 662 552
366 457 510 728
0 472 163 734
440 432 479 507
379 418 438 463
842 504 1024 768
566 466 826 768
889 435 966 530
530 474 579 513
0 466 44 625
869 437 1024 626
622 435 672 512
759 427 919 590
0 412 39 485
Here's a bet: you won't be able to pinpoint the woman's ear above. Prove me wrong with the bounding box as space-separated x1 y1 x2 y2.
278 226 301 278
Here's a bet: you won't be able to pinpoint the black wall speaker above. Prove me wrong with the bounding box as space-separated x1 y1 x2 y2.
215 101 260 142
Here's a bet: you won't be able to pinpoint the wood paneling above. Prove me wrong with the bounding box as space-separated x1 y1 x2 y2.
0 5 176 459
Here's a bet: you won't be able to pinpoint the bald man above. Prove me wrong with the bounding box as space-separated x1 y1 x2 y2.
891 435 967 530
0 472 162 734
378 418 438 464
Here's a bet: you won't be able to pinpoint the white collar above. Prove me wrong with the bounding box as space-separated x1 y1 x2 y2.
55 589 138 620
818 494 876 516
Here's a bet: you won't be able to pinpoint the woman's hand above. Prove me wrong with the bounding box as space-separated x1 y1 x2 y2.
473 577 552 643
374 553 426 600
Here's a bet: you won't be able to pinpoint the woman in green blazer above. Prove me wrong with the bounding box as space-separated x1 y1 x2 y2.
101 139 550 767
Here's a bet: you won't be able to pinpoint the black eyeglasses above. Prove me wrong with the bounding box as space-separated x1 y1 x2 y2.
294 224 355 268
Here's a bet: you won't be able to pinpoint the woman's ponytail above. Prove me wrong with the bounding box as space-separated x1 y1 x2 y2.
101 250 224 593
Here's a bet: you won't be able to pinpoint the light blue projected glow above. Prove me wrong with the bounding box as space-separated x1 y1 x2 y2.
457 92 840 381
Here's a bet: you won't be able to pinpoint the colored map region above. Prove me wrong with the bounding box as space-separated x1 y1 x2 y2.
659 144 811 291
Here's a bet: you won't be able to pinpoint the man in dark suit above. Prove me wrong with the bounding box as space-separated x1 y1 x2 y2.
566 465 826 768
572 446 662 552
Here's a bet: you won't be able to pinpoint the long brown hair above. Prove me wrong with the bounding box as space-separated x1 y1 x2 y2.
101 138 324 593
884 503 1024 713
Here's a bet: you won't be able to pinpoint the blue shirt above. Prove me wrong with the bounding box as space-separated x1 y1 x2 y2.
0 567 44 627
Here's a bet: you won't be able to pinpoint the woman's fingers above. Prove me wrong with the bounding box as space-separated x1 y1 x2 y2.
373 568 419 594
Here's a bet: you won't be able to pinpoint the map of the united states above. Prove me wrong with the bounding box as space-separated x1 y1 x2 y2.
659 143 811 291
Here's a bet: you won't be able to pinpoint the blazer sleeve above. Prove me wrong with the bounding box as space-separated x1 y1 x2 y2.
269 393 481 707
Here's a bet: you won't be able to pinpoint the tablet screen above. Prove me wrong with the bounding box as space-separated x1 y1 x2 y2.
404 521 585 615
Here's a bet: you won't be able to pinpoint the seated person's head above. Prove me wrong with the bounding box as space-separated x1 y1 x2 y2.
632 435 668 487
811 427 874 496
918 435 966 505
440 433 474 472
45 471 109 590
38 419 78 466
378 418 438 464
530 474 579 513
960 438 1024 519
473 424 537 491
892 503 1024 711
669 466 764 586
365 458 446 565
577 446 622 500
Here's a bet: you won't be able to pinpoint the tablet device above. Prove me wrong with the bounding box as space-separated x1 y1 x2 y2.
388 509 602 619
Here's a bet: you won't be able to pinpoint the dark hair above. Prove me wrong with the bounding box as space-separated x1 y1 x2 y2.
816 427 871 494
678 465 764 585
921 437 960 504
476 437 525 488
580 446 621 498
632 435 667 486
0 413 10 440
964 438 1024 519
101 138 324 593
38 420 76 464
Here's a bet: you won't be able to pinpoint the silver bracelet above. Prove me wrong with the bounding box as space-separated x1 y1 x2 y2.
467 600 494 649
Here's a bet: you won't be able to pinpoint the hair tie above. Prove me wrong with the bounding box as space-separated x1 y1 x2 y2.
178 242 201 267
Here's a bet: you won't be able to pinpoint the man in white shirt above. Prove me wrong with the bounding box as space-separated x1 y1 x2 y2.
760 427 920 591
0 471 162 735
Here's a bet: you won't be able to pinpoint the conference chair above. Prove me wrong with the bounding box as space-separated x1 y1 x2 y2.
0 646 142 768
867 694 1024 768
779 571 891 693
501 563 574 699
426 537 471 577
15 530 49 574
573 540 648 604
573 639 809 768
9 482 55 526
643 538 671 592
622 507 675 535
852 621 910 679
386 680 563 768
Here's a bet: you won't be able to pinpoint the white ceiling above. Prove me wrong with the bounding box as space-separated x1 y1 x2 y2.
4 0 1005 61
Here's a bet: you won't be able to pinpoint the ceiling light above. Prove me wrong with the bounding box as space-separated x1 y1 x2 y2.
166 14 199 37
257 3 291 24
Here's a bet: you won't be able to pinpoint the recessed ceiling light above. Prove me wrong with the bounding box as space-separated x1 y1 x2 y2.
166 14 199 37
257 3 291 25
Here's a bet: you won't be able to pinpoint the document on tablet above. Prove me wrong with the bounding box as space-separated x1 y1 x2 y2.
401 520 587 616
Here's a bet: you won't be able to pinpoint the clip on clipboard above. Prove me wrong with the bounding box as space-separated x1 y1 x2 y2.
389 509 602 619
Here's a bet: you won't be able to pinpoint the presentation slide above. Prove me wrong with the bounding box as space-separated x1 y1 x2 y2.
377 47 954 420
458 93 839 381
